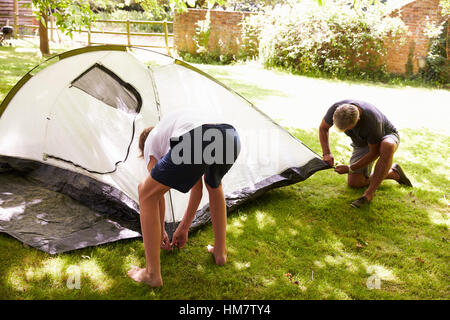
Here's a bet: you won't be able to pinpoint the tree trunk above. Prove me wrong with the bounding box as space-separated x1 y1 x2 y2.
39 10 50 55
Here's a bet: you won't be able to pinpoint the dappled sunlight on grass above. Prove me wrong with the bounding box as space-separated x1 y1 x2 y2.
255 211 276 230
14 47 41 54
233 261 251 271
317 282 352 300
366 265 397 282
122 250 143 271
79 259 114 292
227 215 246 236
195 264 205 273
426 208 449 227
6 256 114 294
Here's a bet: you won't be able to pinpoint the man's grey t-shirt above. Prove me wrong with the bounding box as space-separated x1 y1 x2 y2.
324 99 398 147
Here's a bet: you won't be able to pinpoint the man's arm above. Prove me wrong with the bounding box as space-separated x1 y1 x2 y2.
319 118 334 167
335 142 380 174
350 142 380 171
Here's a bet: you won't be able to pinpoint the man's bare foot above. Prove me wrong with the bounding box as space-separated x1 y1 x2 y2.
127 266 163 287
207 244 227 266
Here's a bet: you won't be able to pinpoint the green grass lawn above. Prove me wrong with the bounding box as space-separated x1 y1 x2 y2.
0 41 449 300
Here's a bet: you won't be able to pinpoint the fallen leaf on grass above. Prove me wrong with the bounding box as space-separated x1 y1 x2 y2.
415 257 425 264
284 273 293 282
284 273 305 289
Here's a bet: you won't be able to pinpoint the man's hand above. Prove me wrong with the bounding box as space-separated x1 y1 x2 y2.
161 230 172 250
334 164 349 174
323 153 335 167
171 226 188 249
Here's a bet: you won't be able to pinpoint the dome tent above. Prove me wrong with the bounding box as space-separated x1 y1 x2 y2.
0 45 329 254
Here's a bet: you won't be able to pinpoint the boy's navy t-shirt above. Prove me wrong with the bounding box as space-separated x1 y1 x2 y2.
324 99 398 147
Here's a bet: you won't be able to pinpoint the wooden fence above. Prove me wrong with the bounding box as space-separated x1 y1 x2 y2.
0 13 174 55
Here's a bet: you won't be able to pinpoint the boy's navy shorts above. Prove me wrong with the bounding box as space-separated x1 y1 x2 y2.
150 124 241 193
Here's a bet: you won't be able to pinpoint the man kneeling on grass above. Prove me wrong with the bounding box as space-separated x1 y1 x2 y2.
319 99 413 208
128 109 240 287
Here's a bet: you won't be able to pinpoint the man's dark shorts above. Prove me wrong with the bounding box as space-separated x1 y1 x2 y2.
151 124 241 193
350 132 400 178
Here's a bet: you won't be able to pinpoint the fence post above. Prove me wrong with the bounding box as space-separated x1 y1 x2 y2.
164 21 170 55
13 0 18 38
126 19 131 46
87 23 91 46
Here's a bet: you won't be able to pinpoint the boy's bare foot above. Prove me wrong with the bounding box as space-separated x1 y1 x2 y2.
127 266 163 287
207 244 227 266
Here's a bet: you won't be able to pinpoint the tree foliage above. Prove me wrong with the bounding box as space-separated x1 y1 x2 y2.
241 0 409 80
20 0 95 54
22 0 95 37
440 0 449 16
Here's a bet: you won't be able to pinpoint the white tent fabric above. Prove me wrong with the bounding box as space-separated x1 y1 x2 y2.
0 46 329 253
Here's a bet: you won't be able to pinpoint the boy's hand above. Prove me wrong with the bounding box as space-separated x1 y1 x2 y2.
161 230 172 250
171 226 188 249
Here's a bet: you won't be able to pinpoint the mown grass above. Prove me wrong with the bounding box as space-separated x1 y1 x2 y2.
0 41 448 300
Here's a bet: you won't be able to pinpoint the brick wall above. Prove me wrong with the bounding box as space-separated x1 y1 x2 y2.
385 0 449 74
174 5 448 75
174 9 253 56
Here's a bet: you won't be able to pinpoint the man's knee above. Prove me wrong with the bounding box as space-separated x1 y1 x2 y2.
380 138 397 157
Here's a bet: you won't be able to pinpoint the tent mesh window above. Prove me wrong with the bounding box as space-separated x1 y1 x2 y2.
71 63 141 114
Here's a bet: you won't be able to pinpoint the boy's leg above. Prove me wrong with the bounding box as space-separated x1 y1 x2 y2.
205 181 227 266
128 175 170 287
202 124 240 265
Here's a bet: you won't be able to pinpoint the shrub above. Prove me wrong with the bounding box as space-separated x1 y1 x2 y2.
419 19 449 86
184 10 237 64
242 0 408 80
193 10 211 56
239 12 264 60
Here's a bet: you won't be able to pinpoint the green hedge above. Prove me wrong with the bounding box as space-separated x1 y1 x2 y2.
240 2 408 80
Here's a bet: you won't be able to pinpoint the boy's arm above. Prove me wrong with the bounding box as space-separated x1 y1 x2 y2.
171 178 203 248
146 156 169 249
